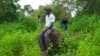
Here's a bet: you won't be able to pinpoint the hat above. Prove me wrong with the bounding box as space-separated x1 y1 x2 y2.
44 7 51 11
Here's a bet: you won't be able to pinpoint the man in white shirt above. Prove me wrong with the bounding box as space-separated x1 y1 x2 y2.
45 10 55 27
38 7 55 55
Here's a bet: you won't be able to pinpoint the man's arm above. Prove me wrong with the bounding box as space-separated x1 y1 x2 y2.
44 22 54 30
41 22 54 34
48 22 54 28
42 14 55 33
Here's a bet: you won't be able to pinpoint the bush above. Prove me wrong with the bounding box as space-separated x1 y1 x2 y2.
17 12 39 32
0 14 100 56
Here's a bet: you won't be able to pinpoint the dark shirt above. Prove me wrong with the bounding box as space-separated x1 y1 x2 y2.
61 18 68 24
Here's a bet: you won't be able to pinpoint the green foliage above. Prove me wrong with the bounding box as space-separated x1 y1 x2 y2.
77 0 100 14
0 14 100 56
21 17 38 32
32 5 46 22
0 0 18 23
17 12 39 32
53 0 100 15
0 23 41 56
32 4 68 21
51 4 68 20
55 14 100 56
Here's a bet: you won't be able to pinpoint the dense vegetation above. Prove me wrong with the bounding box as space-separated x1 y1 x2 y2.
0 0 100 56
0 14 100 56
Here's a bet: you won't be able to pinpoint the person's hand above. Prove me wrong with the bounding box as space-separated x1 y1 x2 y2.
49 22 54 28
41 27 49 33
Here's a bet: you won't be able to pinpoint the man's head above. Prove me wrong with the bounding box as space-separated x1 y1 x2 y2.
45 7 51 15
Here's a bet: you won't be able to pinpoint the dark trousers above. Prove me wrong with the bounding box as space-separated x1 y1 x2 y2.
38 28 52 51
61 23 67 30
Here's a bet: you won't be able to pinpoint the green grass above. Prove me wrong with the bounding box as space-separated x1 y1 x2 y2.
0 14 100 56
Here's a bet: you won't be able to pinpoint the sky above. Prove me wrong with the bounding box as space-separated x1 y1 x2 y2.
18 0 76 17
18 0 52 9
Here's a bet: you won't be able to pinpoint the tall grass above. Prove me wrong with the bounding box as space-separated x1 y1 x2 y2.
0 14 100 56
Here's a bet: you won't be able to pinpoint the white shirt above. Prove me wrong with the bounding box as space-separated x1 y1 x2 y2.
45 13 55 27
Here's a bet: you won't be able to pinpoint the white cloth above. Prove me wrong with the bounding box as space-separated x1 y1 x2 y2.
45 13 55 27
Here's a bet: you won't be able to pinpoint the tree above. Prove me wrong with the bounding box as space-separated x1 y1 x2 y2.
52 0 76 17
24 5 34 15
76 0 100 14
51 4 68 20
0 0 19 23
53 0 100 16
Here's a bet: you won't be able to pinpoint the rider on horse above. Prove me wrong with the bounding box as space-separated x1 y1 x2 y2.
38 7 56 56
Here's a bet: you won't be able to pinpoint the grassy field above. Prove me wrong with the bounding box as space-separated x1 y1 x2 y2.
0 15 100 56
